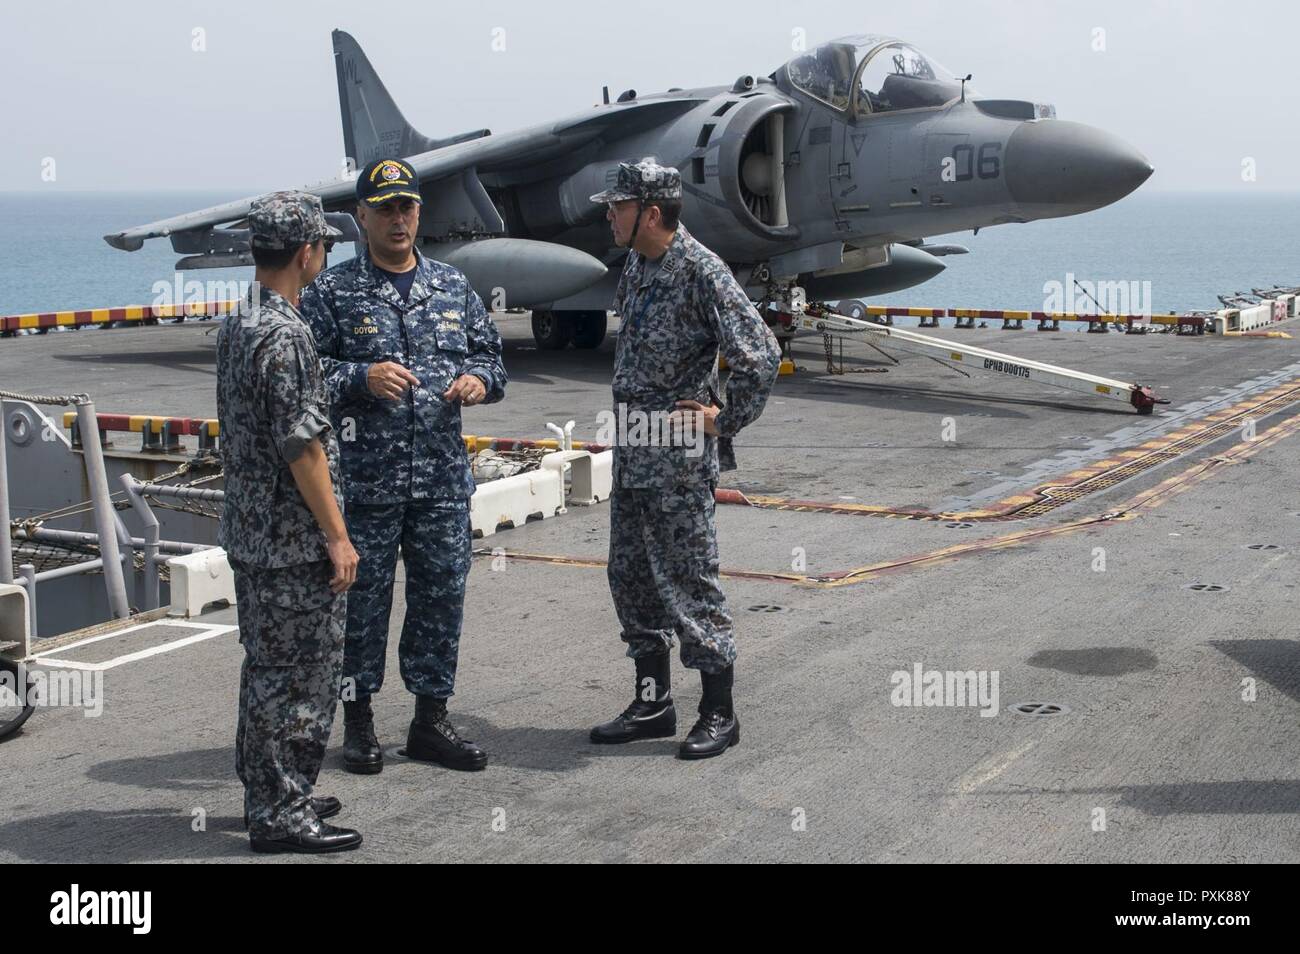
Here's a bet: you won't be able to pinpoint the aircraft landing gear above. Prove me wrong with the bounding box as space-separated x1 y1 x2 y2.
753 276 803 358
840 299 867 321
531 310 572 350
570 311 607 349
530 310 607 350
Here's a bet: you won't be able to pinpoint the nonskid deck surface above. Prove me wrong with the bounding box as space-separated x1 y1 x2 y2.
4 315 1300 862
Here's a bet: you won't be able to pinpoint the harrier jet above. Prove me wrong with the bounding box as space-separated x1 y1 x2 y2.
106 31 1153 354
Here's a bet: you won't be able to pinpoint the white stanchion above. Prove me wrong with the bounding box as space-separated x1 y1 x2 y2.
540 449 613 507
167 548 234 618
0 583 30 660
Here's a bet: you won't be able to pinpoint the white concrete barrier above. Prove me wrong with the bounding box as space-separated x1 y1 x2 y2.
589 450 613 502
470 466 563 537
1213 309 1238 334
167 548 235 618
1239 303 1273 331
0 583 30 660
540 449 613 507
1218 305 1276 333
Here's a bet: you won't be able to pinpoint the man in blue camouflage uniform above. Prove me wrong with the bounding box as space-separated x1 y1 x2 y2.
217 191 362 853
588 158 781 759
301 158 507 774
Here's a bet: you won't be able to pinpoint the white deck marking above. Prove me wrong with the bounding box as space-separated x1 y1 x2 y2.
32 621 237 671
957 738 1038 795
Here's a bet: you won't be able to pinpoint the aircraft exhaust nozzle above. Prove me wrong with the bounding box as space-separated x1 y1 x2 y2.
1005 120 1153 218
428 238 607 310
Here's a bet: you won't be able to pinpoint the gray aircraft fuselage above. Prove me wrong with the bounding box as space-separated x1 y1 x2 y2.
106 33 1153 317
490 59 1146 273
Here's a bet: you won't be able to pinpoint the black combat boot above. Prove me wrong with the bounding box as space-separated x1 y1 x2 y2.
342 697 383 775
678 665 739 759
590 652 676 744
406 696 488 771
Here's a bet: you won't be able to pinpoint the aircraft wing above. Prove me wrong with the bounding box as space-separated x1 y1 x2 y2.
104 26 711 259
102 135 499 253
103 175 359 252
103 98 700 255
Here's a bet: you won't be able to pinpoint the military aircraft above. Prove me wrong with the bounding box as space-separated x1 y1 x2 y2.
106 30 1153 354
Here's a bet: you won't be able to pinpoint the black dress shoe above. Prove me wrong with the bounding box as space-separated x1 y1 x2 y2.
249 822 362 854
678 709 740 759
312 796 342 820
590 652 676 744
244 796 342 829
406 697 488 771
342 698 383 775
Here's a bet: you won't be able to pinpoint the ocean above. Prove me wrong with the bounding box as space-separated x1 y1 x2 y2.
0 190 1295 318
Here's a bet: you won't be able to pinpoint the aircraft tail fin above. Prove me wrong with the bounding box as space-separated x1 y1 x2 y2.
332 29 439 167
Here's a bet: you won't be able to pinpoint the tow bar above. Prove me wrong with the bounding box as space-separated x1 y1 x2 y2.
790 303 1168 414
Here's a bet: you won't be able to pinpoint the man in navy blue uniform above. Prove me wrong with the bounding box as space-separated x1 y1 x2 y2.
301 158 507 774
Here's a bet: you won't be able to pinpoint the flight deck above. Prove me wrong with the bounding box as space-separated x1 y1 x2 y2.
3 311 1299 862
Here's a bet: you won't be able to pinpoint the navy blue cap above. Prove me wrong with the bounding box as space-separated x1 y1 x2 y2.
356 158 423 206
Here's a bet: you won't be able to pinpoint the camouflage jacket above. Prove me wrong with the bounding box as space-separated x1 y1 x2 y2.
215 286 343 568
300 248 507 503
610 223 781 489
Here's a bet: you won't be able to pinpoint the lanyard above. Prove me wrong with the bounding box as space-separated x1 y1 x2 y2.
627 260 667 332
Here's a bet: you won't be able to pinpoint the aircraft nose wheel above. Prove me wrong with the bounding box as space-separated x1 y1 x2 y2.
531 310 573 350
841 300 867 321
0 657 36 741
531 310 607 350
570 311 607 349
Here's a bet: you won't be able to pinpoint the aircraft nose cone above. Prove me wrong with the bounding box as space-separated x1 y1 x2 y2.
890 243 947 284
1005 120 1153 216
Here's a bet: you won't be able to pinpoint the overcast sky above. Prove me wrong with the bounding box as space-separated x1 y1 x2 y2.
3 0 1296 193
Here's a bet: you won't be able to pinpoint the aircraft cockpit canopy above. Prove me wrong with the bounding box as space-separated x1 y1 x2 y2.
786 36 966 117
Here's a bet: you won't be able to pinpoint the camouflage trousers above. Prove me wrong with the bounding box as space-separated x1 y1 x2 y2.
343 499 471 700
607 483 736 673
231 559 345 839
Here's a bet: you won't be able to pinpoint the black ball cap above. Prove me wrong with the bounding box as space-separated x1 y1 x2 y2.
356 158 423 206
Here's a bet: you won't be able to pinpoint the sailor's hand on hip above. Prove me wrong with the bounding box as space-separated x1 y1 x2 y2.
367 361 420 401
673 400 720 437
444 374 486 406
